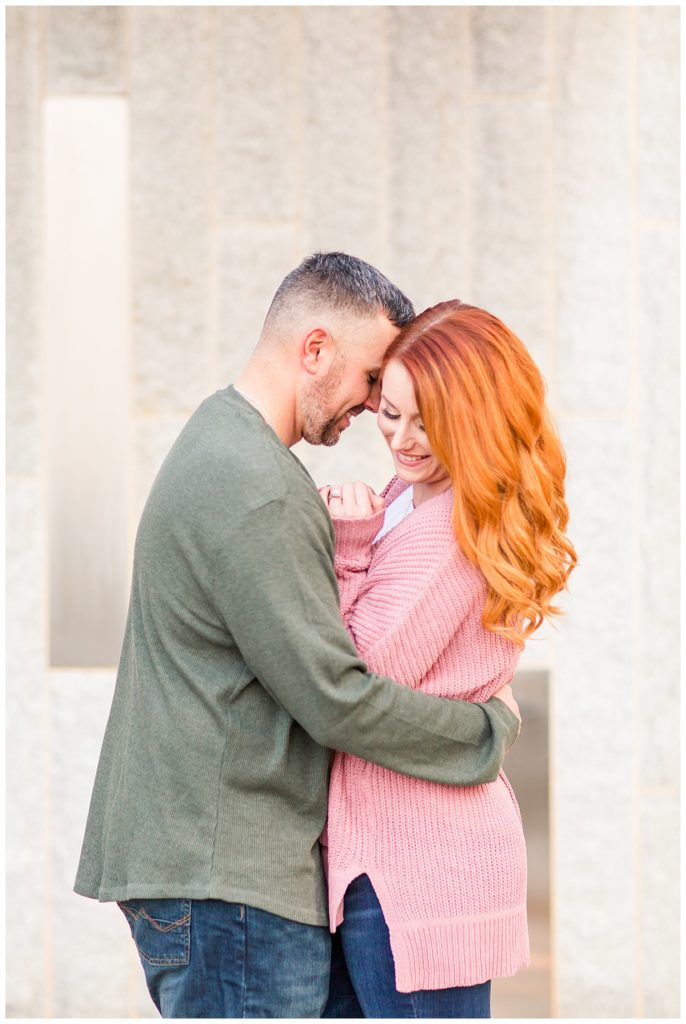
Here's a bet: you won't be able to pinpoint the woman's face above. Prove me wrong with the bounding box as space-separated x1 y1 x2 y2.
377 361 450 489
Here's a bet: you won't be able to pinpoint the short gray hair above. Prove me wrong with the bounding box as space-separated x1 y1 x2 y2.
264 251 415 331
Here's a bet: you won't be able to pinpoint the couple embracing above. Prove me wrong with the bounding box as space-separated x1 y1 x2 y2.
75 252 576 1019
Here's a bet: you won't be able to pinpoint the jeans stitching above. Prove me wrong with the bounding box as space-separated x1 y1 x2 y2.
118 899 191 967
120 904 191 933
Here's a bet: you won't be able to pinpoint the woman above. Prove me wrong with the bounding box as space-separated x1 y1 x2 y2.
320 300 577 1018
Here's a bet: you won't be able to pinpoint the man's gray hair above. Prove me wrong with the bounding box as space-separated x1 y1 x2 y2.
264 252 415 331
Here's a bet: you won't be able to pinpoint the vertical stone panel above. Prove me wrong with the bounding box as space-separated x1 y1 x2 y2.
470 99 551 375
387 6 468 310
637 7 680 223
46 6 126 93
640 794 680 1017
215 224 299 382
637 224 679 788
6 481 49 1016
470 6 548 94
44 97 131 668
552 416 636 1016
49 673 138 1017
6 6 42 477
554 8 632 412
215 7 299 222
300 7 387 262
130 6 213 415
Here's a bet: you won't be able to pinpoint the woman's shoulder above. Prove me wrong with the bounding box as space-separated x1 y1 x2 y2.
378 486 487 584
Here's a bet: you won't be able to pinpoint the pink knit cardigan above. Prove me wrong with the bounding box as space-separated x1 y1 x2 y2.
324 477 529 991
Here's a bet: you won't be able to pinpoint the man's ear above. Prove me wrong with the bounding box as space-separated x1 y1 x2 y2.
301 328 335 377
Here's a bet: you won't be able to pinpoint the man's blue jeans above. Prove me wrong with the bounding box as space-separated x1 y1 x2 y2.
323 874 491 1019
118 897 331 1018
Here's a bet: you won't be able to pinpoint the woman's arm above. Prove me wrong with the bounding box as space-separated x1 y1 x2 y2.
338 501 518 702
325 481 519 707
320 481 387 619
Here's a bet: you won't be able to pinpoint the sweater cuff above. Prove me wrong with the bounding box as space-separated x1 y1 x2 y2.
333 508 386 566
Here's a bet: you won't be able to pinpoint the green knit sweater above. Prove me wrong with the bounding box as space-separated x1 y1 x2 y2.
74 386 519 926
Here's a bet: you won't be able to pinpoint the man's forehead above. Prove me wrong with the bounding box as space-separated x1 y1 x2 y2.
366 314 400 351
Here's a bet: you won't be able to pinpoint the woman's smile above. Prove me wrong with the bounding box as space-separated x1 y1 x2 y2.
393 451 431 467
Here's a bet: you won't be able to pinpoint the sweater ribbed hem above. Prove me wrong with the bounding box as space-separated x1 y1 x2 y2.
328 867 528 990
388 912 530 991
333 508 386 564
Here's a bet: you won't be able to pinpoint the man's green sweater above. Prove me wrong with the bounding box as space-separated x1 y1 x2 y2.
74 387 519 926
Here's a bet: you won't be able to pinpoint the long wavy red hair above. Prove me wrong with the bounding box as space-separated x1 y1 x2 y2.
383 300 577 647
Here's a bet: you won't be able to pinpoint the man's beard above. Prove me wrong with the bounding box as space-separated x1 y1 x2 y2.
301 355 348 447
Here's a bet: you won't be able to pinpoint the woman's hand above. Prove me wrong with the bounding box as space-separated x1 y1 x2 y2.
319 481 385 519
493 682 522 736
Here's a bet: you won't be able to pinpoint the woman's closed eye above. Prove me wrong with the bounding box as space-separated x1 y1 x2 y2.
380 406 426 431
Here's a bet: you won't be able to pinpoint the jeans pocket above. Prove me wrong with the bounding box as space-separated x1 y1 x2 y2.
118 898 191 966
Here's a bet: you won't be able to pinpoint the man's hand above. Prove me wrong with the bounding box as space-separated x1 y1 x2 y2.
319 481 385 519
492 682 521 737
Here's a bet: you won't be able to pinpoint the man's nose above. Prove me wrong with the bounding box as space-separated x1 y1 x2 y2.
364 380 382 413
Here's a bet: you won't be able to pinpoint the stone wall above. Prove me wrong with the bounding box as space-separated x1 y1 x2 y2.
6 6 679 1017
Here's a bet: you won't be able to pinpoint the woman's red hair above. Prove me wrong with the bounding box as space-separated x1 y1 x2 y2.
383 300 577 647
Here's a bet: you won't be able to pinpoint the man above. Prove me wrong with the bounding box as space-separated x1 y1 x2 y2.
75 252 521 1018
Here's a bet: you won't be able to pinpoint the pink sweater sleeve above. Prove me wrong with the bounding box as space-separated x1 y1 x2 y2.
332 509 386 620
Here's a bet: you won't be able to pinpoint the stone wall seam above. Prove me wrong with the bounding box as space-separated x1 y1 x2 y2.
42 668 55 1016
548 6 560 420
378 5 390 268
626 8 644 1014
289 8 305 256
462 8 475 299
543 14 556 411
547 12 560 1011
207 4 219 394
123 83 137 600
547 662 560 1019
43 480 55 1013
123 5 132 97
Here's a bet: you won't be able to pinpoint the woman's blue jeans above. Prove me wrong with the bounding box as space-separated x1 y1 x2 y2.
323 874 491 1019
118 896 331 1018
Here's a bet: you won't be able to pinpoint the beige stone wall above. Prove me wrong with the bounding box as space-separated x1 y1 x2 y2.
6 6 679 1017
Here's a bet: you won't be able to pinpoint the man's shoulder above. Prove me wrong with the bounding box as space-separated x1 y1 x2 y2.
153 387 321 522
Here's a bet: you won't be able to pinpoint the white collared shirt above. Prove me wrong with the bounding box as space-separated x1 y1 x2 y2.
373 487 414 543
